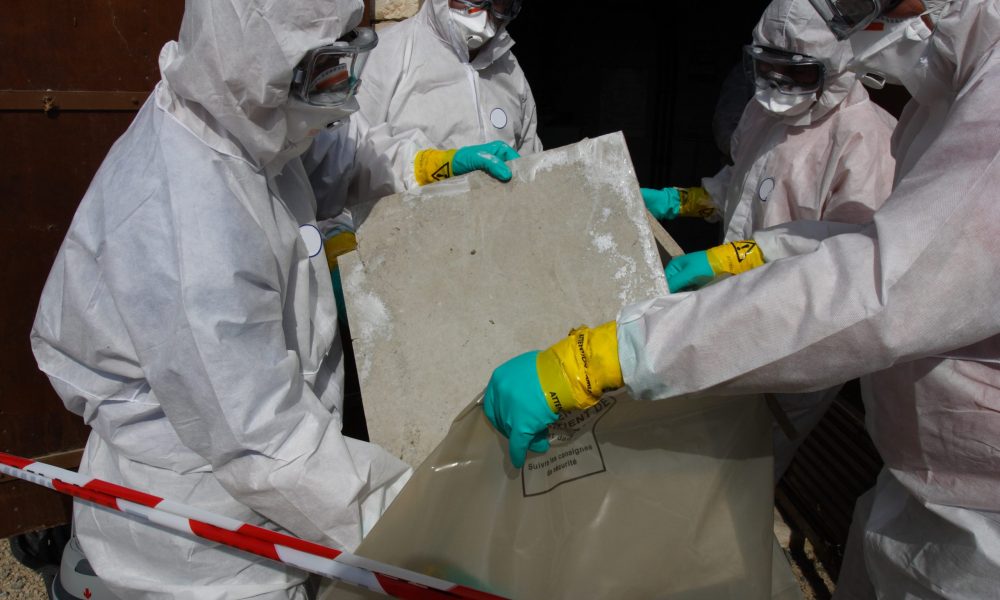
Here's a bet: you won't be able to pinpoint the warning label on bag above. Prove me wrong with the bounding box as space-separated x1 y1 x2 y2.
521 396 615 497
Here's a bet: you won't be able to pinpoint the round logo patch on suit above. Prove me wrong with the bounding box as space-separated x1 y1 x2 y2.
757 177 775 202
490 107 508 129
299 224 323 258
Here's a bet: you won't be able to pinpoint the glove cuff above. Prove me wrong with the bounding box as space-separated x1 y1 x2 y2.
706 240 765 275
537 350 576 413
537 321 623 413
678 187 719 220
414 148 458 185
324 231 358 270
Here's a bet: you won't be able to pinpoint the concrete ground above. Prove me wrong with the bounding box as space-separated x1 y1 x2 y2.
0 539 47 600
774 509 836 600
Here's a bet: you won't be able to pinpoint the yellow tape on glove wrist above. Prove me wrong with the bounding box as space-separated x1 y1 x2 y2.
536 321 624 413
324 232 357 269
678 187 718 219
414 149 457 186
706 240 765 276
536 350 576 413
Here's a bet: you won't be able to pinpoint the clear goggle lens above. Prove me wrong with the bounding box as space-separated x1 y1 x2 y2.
807 0 904 40
451 0 523 22
293 27 377 106
743 45 825 95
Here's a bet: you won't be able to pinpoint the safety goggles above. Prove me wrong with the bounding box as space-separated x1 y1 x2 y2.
807 0 906 40
291 27 378 107
450 0 523 23
744 45 826 95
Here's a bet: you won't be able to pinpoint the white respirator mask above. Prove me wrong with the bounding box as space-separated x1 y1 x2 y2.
847 0 955 93
754 88 816 117
450 9 497 50
283 97 357 142
274 97 358 165
848 15 934 92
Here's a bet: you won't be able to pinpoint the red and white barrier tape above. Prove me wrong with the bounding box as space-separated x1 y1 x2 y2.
0 452 503 600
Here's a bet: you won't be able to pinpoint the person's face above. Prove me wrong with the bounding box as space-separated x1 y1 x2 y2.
885 0 935 30
885 0 926 17
756 61 823 90
448 0 499 26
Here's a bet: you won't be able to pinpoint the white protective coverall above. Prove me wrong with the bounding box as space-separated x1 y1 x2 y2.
342 0 543 202
703 0 898 478
618 1 1000 597
708 0 897 244
30 1 410 598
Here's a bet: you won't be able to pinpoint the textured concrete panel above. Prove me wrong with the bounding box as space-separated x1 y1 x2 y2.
341 132 669 467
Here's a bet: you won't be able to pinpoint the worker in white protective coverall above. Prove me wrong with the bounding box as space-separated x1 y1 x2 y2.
29 1 411 598
481 0 1000 597
306 0 542 326
643 0 899 479
320 0 542 204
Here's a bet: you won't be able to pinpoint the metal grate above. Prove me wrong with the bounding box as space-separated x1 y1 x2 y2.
776 379 883 585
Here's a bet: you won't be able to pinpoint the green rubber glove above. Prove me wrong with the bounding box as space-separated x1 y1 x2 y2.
331 266 347 326
483 351 558 468
414 141 521 185
665 251 715 292
641 187 681 220
324 230 357 325
666 241 766 293
453 141 520 180
484 323 623 468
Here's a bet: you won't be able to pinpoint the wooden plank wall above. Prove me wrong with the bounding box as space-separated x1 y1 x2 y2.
0 1 184 538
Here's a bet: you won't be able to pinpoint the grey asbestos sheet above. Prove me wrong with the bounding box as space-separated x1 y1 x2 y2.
340 132 669 467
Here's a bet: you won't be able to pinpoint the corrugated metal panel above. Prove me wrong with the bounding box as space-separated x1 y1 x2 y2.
776 380 883 583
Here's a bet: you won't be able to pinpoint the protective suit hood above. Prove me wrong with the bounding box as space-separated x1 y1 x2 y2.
926 0 1000 97
158 0 364 168
753 0 857 126
423 0 515 67
887 0 1000 107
